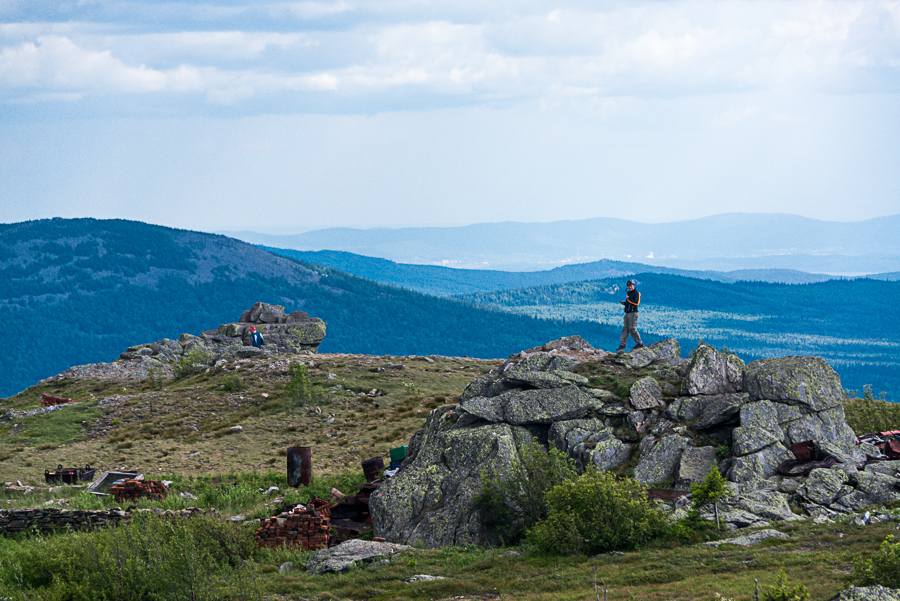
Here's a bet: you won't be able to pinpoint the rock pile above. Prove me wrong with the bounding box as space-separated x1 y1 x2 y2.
117 302 326 366
371 337 899 548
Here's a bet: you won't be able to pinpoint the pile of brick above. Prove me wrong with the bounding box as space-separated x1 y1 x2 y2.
40 394 73 408
110 479 169 502
254 505 331 550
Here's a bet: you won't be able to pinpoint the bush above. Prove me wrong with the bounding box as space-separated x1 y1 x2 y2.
690 466 731 530
853 534 900 588
475 442 577 545
527 469 668 555
763 571 810 601
173 346 214 379
222 374 245 392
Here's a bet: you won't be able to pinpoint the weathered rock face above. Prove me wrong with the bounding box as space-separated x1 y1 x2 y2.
371 338 893 548
117 302 326 367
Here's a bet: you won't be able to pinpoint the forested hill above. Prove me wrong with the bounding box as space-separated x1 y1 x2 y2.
0 218 619 398
263 248 839 297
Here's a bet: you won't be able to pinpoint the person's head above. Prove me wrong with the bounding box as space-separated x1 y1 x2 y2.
626 280 635 290
249 326 256 332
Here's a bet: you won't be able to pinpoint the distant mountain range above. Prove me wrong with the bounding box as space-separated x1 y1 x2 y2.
262 248 848 297
222 213 900 274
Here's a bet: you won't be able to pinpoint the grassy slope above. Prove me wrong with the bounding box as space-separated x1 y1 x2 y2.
3 351 900 600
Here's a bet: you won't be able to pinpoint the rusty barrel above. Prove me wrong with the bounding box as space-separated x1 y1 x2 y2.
361 457 384 483
287 446 312 487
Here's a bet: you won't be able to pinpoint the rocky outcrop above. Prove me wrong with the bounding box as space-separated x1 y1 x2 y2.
371 339 900 548
117 302 326 367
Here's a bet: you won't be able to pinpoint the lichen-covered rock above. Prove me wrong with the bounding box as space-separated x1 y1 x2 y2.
665 396 715 422
743 356 843 411
549 418 609 466
460 386 603 426
370 407 528 547
728 488 800 522
704 529 789 547
691 394 749 430
826 586 900 601
629 377 664 410
732 401 785 456
681 345 744 395
590 438 632 471
504 369 589 389
782 406 857 453
676 446 717 488
728 442 794 483
633 434 689 485
797 468 848 506
305 539 414 574
836 471 900 510
617 338 682 369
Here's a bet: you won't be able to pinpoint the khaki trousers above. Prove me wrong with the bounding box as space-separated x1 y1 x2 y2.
620 312 642 346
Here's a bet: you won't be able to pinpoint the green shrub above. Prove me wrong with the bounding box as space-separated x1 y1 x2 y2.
284 363 315 406
475 442 577 545
222 374 246 392
173 346 214 379
853 534 900 588
527 469 668 555
763 571 810 601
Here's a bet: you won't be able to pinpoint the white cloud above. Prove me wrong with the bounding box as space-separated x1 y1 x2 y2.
0 1 897 108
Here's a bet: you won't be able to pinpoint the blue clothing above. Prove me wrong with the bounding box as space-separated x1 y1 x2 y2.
251 331 265 348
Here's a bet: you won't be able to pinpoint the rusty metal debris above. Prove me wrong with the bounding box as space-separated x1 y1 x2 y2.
777 441 838 477
110 479 169 502
44 464 96 485
40 394 73 408
857 430 900 460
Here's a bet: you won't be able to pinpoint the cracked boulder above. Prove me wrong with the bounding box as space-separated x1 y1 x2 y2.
681 345 744 395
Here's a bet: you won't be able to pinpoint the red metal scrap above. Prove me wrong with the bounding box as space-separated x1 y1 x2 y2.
41 394 73 408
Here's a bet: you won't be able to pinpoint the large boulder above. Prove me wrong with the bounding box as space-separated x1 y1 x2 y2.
743 356 843 411
460 386 604 426
633 434 689 485
305 539 413 574
370 406 528 548
681 345 744 395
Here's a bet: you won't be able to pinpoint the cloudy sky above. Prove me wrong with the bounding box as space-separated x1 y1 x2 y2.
1 0 898 233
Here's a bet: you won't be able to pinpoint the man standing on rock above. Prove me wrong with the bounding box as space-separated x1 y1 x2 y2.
617 280 644 352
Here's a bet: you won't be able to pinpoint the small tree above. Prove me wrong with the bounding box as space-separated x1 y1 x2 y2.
690 466 730 530
284 363 314 406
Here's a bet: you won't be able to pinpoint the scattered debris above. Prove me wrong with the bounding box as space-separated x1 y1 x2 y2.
110 479 169 502
44 464 96 485
40 394 73 408
254 505 330 550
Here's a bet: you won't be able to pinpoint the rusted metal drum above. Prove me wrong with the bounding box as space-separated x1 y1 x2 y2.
287 446 312 487
361 457 384 482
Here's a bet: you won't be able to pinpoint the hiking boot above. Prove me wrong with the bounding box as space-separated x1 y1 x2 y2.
633 344 645 350
616 345 626 352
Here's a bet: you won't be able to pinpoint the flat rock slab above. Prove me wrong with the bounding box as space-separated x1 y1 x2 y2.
704 529 790 547
305 539 414 574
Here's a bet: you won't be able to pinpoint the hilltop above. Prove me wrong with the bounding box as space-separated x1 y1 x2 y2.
0 218 618 398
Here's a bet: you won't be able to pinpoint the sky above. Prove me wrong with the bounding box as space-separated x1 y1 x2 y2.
1 0 899 234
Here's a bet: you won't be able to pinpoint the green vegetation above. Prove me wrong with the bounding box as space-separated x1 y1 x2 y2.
528 469 669 555
763 571 810 601
853 534 900 589
843 387 900 434
690 467 731 530
284 363 315 407
475 444 577 545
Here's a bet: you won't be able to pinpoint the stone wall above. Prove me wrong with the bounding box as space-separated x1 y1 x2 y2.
0 508 128 534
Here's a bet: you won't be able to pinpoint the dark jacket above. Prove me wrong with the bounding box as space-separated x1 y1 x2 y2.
624 289 640 313
251 331 265 348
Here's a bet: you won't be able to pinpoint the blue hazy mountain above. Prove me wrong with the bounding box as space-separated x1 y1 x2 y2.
223 213 900 274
